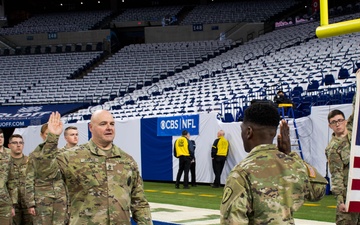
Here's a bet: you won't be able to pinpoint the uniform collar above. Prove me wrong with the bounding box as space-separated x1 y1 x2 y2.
88 139 122 157
248 144 277 156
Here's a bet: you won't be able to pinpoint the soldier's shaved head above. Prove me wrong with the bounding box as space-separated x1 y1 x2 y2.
89 110 115 150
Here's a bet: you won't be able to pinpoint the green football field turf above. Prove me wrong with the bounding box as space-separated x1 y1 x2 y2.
144 181 336 223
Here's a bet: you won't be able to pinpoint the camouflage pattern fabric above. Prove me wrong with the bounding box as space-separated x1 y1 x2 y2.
3 147 11 154
13 207 33 225
25 139 68 225
325 133 351 206
43 133 152 225
9 155 33 225
325 131 360 224
0 151 17 223
220 144 327 225
0 217 12 225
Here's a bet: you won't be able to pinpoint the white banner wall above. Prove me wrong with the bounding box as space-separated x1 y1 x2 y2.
14 104 352 185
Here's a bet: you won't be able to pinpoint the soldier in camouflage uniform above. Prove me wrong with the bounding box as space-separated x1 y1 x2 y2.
25 123 68 225
8 134 33 225
0 128 11 154
41 111 152 225
220 103 327 224
61 125 79 220
0 133 17 224
325 109 360 225
63 126 78 149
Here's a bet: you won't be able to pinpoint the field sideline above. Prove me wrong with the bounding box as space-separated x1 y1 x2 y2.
144 181 337 223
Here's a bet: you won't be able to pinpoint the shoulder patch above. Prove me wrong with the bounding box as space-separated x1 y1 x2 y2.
305 164 316 178
222 187 233 204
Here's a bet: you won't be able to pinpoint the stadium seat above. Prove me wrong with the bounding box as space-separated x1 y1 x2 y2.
65 44 72 52
3 48 9 55
291 86 303 97
56 45 63 53
86 43 93 51
25 46 31 54
45 46 52 53
35 45 42 54
15 47 22 55
307 80 319 92
338 68 350 79
96 42 103 51
323 74 335 86
75 44 82 52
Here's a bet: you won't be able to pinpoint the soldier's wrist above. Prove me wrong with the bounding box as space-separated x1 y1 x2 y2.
336 196 344 205
47 132 60 141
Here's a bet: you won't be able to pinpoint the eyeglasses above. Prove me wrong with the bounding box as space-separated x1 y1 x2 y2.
10 141 24 145
329 118 345 125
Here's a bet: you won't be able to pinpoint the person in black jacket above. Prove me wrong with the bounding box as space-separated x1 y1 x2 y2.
273 90 292 106
190 140 196 187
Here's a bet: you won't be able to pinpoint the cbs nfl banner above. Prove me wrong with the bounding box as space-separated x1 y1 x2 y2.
157 115 199 136
346 73 360 212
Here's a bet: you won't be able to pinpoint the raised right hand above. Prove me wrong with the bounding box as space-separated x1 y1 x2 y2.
277 119 291 155
47 111 63 135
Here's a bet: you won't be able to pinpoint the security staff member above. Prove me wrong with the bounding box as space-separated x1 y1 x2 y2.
211 130 229 188
174 130 194 189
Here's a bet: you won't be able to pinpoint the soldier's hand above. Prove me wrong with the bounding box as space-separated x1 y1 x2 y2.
11 208 15 217
48 111 63 136
356 68 360 77
338 203 346 212
28 207 36 216
277 119 291 155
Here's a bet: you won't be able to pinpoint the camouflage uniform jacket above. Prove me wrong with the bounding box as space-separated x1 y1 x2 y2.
25 138 67 208
0 151 18 217
2 147 11 154
220 144 327 225
43 133 152 225
9 155 28 209
325 132 351 205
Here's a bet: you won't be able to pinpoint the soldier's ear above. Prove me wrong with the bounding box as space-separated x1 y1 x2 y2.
246 125 253 140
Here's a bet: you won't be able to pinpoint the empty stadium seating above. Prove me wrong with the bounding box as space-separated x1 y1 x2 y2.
112 6 183 23
0 2 358 123
181 0 299 25
0 10 112 35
